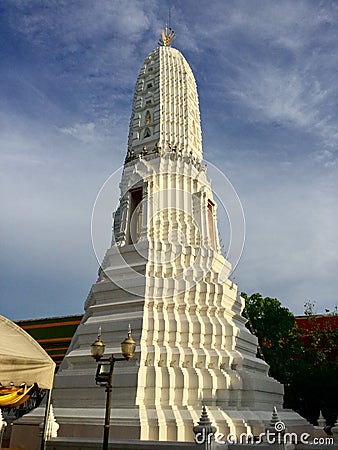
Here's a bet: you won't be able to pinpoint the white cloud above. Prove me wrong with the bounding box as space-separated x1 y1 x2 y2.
229 63 330 128
17 1 153 45
59 122 100 144
231 160 338 314
191 1 338 159
223 60 337 163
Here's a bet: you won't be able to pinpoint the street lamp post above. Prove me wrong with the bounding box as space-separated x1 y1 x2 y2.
90 326 136 450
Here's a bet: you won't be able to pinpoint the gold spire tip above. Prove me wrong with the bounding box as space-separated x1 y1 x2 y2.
158 23 176 47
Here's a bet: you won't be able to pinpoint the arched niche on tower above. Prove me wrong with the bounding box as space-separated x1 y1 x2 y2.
207 199 216 250
145 110 152 125
144 96 153 108
127 187 143 244
144 128 152 139
145 80 154 90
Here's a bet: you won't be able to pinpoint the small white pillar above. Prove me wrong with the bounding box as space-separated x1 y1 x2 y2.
331 418 338 442
39 403 59 440
0 409 7 447
265 406 288 448
317 410 326 428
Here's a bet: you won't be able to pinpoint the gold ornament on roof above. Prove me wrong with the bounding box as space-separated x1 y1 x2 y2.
158 24 176 47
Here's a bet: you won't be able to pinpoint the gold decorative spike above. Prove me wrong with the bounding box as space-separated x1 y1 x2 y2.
158 24 176 47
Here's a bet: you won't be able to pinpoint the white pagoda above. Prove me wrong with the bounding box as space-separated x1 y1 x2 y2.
52 26 308 441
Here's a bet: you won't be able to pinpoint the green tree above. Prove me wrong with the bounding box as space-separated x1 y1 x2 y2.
241 292 301 386
242 293 338 426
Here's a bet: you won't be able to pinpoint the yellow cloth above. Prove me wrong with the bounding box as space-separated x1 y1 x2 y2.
0 383 36 408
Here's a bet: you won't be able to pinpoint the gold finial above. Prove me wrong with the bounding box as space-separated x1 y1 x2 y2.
158 23 176 47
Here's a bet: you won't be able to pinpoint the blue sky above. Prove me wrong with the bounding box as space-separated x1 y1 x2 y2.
1 0 337 320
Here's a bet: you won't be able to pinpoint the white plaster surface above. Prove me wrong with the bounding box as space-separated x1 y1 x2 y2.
50 44 311 440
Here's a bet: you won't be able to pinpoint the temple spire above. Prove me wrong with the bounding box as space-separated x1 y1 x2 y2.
127 35 202 162
158 23 176 47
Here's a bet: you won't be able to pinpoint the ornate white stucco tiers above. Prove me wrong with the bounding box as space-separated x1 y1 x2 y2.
126 46 202 163
50 31 312 443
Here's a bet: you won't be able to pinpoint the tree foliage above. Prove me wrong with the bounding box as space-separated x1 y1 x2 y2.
242 293 338 426
242 292 302 385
